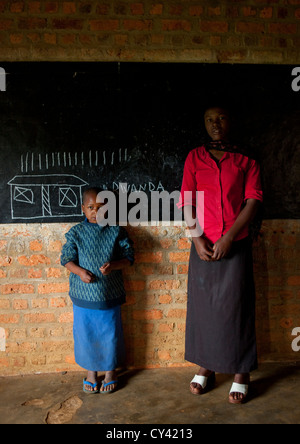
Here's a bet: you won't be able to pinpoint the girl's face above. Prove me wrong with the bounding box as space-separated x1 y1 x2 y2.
204 107 231 141
82 192 104 224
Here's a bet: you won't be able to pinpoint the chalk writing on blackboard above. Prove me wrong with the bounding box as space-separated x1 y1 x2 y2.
20 149 129 173
8 175 88 220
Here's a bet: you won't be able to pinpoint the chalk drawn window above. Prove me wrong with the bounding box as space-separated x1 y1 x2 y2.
59 187 78 208
14 187 34 205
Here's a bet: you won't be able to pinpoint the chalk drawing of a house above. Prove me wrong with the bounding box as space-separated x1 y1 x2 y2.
8 175 88 220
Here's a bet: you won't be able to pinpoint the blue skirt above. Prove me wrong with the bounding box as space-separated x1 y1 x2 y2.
73 304 125 372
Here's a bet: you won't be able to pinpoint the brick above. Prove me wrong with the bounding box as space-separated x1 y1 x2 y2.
38 282 69 294
167 309 186 318
45 2 58 14
30 240 43 251
287 276 300 286
189 6 203 16
159 323 174 333
269 23 297 33
31 298 48 308
50 297 67 308
142 323 154 334
10 34 24 44
260 7 273 18
28 268 43 278
41 340 73 352
123 19 153 31
157 350 171 361
58 312 73 323
60 34 76 45
0 299 10 309
168 252 190 262
135 252 163 263
201 21 229 33
18 18 47 29
7 341 36 353
89 19 119 31
150 4 163 15
62 2 76 14
39 33 55 50
10 2 25 13
28 2 42 14
149 279 181 290
132 309 163 320
96 4 110 15
1 284 34 295
124 280 145 291
79 3 93 14
0 314 20 324
279 318 293 329
0 1 6 13
130 3 144 15
208 6 222 16
24 313 56 323
159 294 172 304
0 256 12 266
13 299 29 310
169 5 183 16
18 255 51 266
162 20 192 32
236 22 265 33
177 238 191 250
12 357 26 367
243 7 257 17
177 264 188 274
52 19 84 30
48 240 62 252
0 357 10 368
0 241 8 251
47 268 62 278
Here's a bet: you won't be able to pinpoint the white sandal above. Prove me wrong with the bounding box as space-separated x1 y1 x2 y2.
190 373 215 395
229 382 249 404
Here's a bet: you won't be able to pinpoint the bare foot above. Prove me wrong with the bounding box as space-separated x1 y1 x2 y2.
84 371 98 392
190 367 214 395
229 373 250 404
100 370 118 393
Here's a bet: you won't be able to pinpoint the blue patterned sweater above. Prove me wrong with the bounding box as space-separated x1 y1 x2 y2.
61 220 134 310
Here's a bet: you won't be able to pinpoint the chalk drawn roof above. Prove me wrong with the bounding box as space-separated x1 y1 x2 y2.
8 175 88 187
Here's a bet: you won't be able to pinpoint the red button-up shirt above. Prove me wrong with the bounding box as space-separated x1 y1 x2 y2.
177 146 263 244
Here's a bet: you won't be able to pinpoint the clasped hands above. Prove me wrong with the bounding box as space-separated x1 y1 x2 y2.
194 235 233 262
79 262 115 283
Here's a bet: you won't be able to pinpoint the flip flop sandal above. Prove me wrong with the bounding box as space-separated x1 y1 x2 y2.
229 382 249 404
100 380 118 394
83 378 99 394
190 372 216 395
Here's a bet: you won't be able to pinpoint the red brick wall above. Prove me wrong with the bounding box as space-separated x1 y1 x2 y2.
0 0 300 375
0 0 299 63
0 221 299 375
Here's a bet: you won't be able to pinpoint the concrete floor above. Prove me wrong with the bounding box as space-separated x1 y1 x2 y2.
0 362 299 425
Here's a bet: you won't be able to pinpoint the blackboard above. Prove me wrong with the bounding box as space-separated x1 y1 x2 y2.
0 62 299 223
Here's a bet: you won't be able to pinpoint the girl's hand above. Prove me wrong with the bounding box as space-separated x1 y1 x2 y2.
211 236 233 261
100 262 114 276
194 237 214 262
79 269 95 283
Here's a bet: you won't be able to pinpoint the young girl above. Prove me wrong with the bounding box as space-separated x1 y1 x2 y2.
178 105 263 404
61 188 134 394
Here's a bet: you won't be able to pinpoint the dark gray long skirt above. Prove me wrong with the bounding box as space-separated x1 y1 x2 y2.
185 237 258 374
